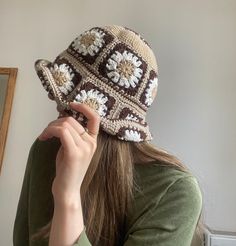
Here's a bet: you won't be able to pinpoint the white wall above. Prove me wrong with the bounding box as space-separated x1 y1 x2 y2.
0 0 235 245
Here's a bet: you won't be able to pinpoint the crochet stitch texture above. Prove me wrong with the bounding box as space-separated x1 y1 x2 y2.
35 25 159 142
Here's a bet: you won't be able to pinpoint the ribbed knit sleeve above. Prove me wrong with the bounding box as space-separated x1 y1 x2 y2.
13 138 38 246
72 227 91 246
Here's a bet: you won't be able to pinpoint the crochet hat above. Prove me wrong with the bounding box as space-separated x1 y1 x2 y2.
34 25 159 142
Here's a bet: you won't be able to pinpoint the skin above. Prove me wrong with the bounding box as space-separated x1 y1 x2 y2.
38 94 101 246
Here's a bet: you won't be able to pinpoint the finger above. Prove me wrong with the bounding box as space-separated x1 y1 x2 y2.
53 116 86 136
55 116 92 142
48 116 88 143
55 117 95 146
69 102 101 139
46 121 84 146
39 126 76 155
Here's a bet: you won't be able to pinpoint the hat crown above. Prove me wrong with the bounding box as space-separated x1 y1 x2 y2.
35 25 159 142
103 25 158 72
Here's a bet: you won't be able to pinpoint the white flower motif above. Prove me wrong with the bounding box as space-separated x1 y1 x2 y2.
72 29 105 56
106 50 143 88
123 129 143 141
145 77 158 106
50 64 75 95
125 113 139 122
74 89 108 117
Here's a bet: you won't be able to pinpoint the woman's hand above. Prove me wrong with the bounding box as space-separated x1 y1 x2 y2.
38 102 101 206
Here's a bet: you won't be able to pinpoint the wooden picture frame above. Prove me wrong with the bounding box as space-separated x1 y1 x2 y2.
0 67 18 174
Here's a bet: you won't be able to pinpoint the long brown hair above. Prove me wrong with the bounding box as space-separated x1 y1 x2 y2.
31 128 205 245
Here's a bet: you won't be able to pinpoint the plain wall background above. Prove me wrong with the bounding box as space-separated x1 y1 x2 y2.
0 0 235 245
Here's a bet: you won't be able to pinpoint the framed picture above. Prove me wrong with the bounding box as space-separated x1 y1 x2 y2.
0 67 17 174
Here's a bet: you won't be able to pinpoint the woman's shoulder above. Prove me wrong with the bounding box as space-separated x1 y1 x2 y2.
26 136 61 174
132 160 203 215
30 135 61 153
27 136 61 162
124 161 203 245
134 160 201 193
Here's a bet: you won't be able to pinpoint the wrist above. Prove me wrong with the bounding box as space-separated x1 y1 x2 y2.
51 197 85 244
53 192 82 211
53 195 84 226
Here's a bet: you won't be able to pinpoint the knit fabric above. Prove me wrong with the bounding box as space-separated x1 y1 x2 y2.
13 137 203 246
34 25 159 142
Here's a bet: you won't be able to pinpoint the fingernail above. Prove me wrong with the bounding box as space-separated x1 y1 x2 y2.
70 101 81 105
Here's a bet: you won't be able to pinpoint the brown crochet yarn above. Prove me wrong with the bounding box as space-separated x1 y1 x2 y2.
35 25 159 142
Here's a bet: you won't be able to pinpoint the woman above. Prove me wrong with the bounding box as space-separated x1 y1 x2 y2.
13 25 203 246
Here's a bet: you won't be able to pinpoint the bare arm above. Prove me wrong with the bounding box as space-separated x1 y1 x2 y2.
49 196 85 246
38 102 100 246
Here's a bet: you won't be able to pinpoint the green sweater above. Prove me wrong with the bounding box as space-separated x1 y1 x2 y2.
13 136 202 246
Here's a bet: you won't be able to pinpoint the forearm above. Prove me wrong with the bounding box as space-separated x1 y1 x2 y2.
49 195 85 246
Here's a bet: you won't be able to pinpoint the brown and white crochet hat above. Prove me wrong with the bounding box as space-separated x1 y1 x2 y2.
35 25 159 142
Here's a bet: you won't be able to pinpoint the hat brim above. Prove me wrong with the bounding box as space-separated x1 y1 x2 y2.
34 58 90 128
34 58 153 142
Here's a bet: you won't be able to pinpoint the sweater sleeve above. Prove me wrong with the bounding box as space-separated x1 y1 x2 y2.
72 227 92 246
13 137 92 246
13 138 38 246
123 176 203 246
